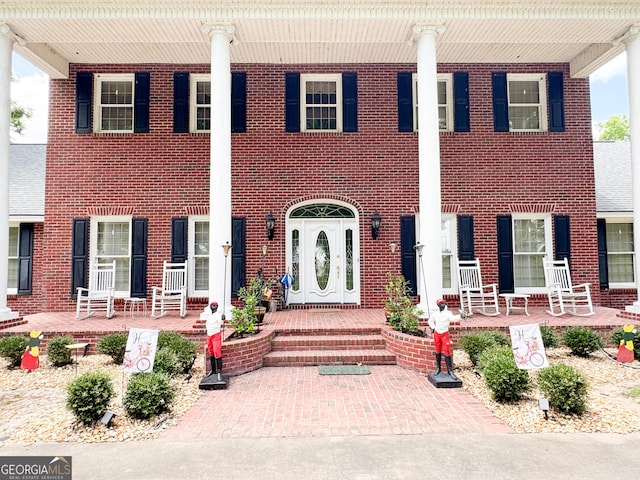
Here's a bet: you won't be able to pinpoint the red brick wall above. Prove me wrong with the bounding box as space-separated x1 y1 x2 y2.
36 61 597 312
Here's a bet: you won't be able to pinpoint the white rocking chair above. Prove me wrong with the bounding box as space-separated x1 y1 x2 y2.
457 258 500 316
151 261 188 318
76 260 116 320
543 257 594 316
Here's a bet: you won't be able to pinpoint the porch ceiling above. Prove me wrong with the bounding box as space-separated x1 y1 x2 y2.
1 1 639 79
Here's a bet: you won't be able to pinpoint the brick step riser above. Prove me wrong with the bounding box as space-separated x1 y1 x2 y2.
263 355 397 367
272 329 382 337
271 339 387 351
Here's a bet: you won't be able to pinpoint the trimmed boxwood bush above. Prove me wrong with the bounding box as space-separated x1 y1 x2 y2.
478 345 530 403
66 370 115 425
157 331 197 374
0 335 29 368
538 364 589 415
123 372 176 420
539 325 559 349
563 327 603 358
46 335 75 367
152 347 182 378
97 333 128 364
460 330 510 367
610 327 640 360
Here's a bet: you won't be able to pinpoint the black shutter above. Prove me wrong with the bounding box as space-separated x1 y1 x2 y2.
492 72 509 132
457 215 475 261
231 72 247 133
548 71 565 132
171 218 188 264
17 224 34 295
497 215 514 293
554 215 571 263
597 218 609 289
342 72 358 132
134 72 150 133
71 218 89 298
285 72 300 132
173 72 190 133
231 218 246 297
75 72 93 134
453 72 470 132
397 72 414 132
400 215 417 296
130 218 148 298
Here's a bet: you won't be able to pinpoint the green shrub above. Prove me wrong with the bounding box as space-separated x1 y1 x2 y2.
66 370 115 425
123 372 176 420
562 327 603 357
152 347 181 378
96 333 128 364
478 345 530 403
538 364 589 415
46 335 75 367
0 335 29 368
539 325 559 349
610 327 640 360
459 330 510 366
157 331 197 374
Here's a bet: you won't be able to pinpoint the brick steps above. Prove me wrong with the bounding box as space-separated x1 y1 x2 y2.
271 334 387 351
263 348 396 367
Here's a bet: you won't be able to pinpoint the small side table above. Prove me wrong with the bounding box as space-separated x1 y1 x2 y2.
124 297 147 318
499 294 530 316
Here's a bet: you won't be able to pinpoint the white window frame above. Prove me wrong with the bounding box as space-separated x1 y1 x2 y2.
90 216 132 298
7 223 19 295
412 73 453 132
188 216 210 297
512 213 552 294
93 74 135 133
602 216 636 289
300 74 343 133
507 73 548 132
189 74 211 133
441 215 457 294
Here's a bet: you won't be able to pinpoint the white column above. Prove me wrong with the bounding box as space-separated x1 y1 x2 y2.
624 26 640 309
0 24 18 320
414 24 445 317
202 24 235 320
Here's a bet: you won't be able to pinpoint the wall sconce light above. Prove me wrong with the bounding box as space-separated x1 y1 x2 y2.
389 242 398 253
261 245 268 256
265 212 275 240
371 212 382 239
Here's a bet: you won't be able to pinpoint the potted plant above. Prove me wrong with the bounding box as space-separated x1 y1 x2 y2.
384 273 422 335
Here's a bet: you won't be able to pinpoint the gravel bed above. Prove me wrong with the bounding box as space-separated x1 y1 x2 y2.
454 347 640 434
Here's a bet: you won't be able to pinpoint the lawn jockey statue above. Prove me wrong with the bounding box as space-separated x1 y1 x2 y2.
199 301 229 390
427 299 462 388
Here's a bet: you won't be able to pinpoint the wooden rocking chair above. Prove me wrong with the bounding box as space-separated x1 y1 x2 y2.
76 260 116 319
543 257 594 316
457 259 500 316
151 261 188 318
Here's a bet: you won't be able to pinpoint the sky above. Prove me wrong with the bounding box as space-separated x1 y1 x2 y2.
9 51 631 144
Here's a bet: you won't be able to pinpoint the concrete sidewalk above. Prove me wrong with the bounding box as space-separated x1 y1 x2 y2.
2 433 638 479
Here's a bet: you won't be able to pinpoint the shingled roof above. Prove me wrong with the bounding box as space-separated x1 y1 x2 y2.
594 141 632 214
9 143 46 219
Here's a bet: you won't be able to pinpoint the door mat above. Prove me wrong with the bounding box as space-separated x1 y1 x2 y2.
318 365 371 375
309 308 342 313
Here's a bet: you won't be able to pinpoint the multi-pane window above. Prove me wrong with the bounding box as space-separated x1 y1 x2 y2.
190 75 211 132
441 216 456 291
606 221 635 286
513 215 551 291
412 74 452 131
301 74 342 132
507 74 547 132
95 74 134 132
92 217 131 295
7 225 18 293
189 217 210 296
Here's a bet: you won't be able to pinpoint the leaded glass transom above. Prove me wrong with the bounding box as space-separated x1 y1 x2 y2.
290 204 355 219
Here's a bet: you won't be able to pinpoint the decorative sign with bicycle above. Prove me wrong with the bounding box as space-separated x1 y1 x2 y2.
509 323 549 370
122 328 159 373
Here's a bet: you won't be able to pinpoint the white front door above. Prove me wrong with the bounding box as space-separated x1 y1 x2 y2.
286 205 360 305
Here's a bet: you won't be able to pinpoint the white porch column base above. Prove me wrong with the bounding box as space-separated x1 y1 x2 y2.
202 24 235 321
623 25 640 308
414 24 445 318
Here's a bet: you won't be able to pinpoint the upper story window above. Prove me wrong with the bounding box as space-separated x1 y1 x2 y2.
301 74 343 132
94 74 135 133
190 75 211 132
507 74 548 132
412 74 453 132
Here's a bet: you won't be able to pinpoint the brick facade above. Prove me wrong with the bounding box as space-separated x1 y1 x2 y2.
17 61 599 313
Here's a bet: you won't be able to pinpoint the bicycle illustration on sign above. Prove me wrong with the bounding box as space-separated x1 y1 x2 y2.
509 323 549 370
122 327 159 373
512 337 545 367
